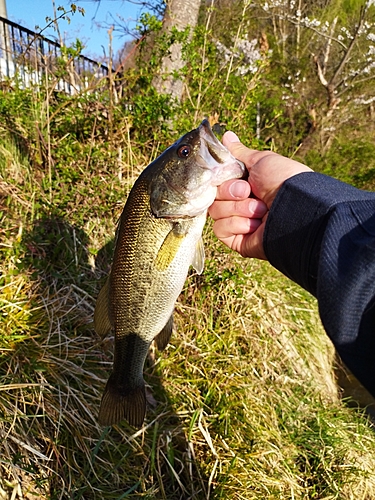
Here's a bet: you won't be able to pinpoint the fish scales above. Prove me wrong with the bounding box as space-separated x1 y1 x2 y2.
111 179 205 341
95 119 245 428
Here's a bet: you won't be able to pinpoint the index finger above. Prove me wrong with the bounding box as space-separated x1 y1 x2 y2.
215 179 251 201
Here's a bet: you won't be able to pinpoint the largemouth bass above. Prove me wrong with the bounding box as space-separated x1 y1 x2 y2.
94 119 245 427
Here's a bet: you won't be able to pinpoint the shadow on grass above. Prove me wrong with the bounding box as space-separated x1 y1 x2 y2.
334 354 375 423
17 212 212 499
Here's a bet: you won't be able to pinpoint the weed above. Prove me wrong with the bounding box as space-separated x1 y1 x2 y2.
1 15 375 500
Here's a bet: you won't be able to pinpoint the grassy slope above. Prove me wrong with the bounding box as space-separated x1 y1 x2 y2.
1 98 375 500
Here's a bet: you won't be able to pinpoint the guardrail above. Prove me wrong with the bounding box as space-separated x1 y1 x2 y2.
0 15 111 93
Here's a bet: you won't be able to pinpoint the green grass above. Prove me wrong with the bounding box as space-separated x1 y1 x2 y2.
1 94 375 500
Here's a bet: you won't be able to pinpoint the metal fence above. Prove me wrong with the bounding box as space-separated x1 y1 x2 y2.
0 15 111 93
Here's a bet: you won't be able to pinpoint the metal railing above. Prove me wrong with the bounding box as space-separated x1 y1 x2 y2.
0 15 111 93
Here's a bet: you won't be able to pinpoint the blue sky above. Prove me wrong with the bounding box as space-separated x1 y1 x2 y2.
6 0 144 58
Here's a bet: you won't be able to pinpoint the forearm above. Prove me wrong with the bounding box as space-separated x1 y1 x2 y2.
264 172 375 396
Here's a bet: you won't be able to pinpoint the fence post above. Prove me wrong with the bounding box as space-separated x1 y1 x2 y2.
0 13 11 79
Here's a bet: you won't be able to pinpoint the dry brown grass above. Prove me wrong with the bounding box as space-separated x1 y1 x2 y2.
1 103 375 500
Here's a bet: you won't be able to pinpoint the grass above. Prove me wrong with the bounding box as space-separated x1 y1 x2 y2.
1 93 375 500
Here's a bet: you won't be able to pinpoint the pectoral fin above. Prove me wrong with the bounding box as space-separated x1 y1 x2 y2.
191 237 205 275
94 278 112 338
154 314 174 351
155 225 186 271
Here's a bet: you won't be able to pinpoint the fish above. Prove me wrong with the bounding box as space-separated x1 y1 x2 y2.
94 119 245 428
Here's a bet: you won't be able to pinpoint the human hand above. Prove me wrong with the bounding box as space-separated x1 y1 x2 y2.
208 131 312 260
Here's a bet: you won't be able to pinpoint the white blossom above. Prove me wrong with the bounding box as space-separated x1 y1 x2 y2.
301 17 321 28
340 26 353 39
215 40 233 63
362 60 375 74
216 37 263 76
354 95 375 105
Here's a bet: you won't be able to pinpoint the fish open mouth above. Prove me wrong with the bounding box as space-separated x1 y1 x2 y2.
198 119 229 163
197 119 246 183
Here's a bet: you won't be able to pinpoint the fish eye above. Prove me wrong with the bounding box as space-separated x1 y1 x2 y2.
177 145 191 158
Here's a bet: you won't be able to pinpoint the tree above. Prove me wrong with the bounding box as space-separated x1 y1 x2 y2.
152 0 202 101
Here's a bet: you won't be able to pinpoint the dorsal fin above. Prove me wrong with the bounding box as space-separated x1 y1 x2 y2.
94 278 112 338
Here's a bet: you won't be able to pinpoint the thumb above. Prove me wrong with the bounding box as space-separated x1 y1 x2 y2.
222 131 254 167
222 130 241 145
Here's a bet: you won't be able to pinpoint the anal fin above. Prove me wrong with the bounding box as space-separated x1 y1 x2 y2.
154 314 174 351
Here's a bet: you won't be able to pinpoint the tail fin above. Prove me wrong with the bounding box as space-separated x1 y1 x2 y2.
98 375 146 428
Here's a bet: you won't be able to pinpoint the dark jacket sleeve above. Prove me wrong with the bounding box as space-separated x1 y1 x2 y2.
264 172 375 397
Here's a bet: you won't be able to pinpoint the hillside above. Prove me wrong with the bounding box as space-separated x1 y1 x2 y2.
2 1 375 496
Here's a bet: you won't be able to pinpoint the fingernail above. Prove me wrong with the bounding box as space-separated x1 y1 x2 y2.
229 181 248 198
224 131 240 143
